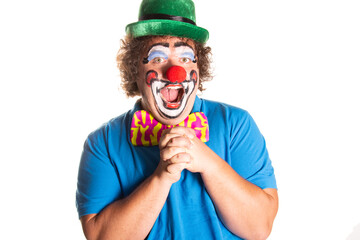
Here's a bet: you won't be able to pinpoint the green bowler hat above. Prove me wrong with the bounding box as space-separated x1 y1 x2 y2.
126 0 209 43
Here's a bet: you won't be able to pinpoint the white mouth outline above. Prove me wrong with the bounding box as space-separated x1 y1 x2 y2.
148 70 197 119
159 84 184 107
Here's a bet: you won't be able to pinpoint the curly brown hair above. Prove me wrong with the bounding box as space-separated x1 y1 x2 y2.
116 35 213 97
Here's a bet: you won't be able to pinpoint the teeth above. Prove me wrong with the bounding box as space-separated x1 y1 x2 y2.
166 86 182 89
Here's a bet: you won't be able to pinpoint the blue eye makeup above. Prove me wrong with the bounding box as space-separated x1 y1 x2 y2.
147 51 169 62
180 52 195 62
143 43 170 64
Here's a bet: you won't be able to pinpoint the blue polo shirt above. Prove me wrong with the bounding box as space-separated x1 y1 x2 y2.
76 96 277 239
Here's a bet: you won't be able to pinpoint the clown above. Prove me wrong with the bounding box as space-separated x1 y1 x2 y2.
76 0 278 239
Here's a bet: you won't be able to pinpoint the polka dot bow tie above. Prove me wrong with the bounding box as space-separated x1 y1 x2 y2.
130 110 209 146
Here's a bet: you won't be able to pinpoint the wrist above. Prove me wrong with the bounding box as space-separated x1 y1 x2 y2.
199 150 224 177
153 167 175 188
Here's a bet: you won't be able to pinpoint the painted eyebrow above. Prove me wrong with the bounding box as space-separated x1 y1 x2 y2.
146 43 170 53
143 43 170 64
174 42 194 51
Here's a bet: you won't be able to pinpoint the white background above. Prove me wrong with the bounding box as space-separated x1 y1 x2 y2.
1 0 359 239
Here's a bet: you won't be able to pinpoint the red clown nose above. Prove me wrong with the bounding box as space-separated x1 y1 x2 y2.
166 66 187 83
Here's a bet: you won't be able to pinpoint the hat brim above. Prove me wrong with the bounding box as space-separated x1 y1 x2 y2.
126 19 209 43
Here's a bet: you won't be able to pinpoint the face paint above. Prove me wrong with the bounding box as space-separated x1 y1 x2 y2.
146 70 158 86
190 70 198 83
147 51 168 62
175 45 196 64
143 44 170 64
148 43 197 118
138 37 199 124
148 68 198 119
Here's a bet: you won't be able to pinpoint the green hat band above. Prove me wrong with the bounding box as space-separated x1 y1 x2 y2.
126 0 209 43
139 13 196 25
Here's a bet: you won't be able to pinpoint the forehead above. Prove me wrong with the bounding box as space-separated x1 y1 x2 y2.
145 36 196 53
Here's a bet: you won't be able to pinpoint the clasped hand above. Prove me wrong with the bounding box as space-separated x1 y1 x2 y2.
155 126 212 184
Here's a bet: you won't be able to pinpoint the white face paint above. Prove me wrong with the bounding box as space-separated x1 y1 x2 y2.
146 45 170 63
150 73 196 119
138 37 199 125
174 46 196 63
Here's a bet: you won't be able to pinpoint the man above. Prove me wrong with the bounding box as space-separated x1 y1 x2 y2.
76 0 278 239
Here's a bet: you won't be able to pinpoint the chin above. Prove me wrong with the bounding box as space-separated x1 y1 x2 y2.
156 105 193 125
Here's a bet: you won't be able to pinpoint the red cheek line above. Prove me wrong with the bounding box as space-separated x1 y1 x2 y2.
146 70 158 86
190 70 198 84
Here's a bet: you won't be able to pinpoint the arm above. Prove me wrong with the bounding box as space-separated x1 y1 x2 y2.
171 127 278 240
80 173 171 240
80 132 192 240
198 144 278 240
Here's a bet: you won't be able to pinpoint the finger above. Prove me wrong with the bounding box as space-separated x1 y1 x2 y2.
166 136 193 149
166 127 196 140
159 133 182 149
167 152 191 164
160 146 187 160
167 162 187 175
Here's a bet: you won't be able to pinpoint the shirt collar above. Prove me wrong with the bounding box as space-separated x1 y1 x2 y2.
191 95 202 113
133 98 142 112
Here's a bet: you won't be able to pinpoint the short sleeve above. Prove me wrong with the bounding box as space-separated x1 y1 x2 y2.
76 128 122 218
229 111 277 190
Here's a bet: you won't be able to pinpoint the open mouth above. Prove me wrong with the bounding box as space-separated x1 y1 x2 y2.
159 84 185 109
148 70 197 119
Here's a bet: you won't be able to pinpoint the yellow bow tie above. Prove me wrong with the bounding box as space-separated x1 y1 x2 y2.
130 110 209 146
